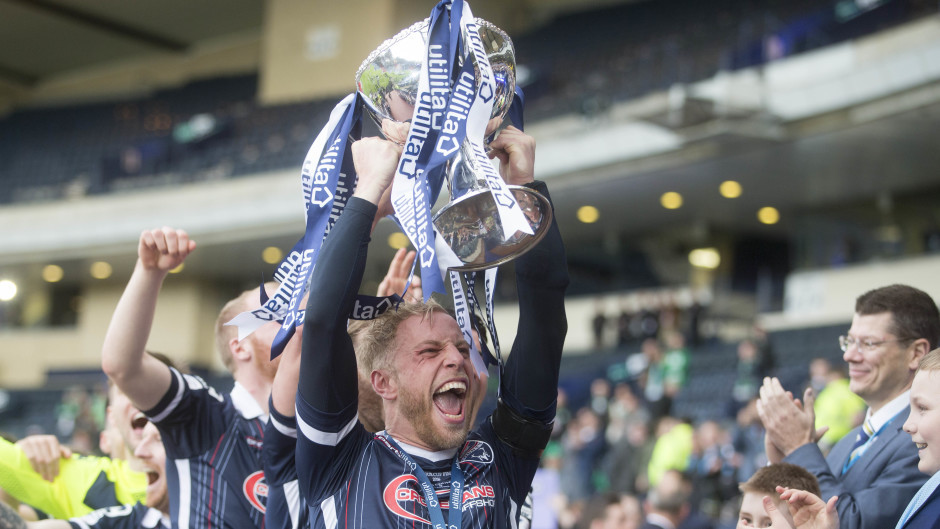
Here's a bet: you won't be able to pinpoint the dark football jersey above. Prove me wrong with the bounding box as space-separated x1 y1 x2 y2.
295 396 538 529
67 503 168 529
144 367 268 529
295 188 567 529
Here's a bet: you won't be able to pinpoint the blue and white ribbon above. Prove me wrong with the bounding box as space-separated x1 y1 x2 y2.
225 94 362 357
226 0 528 361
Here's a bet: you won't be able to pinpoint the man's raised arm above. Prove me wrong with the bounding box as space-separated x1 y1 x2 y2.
297 138 401 413
101 228 195 411
490 127 569 422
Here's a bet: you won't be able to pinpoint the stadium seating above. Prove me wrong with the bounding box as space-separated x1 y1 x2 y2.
0 0 933 205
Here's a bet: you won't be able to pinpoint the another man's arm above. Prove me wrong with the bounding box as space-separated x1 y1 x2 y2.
297 137 399 414
264 329 303 529
101 228 195 411
0 437 69 520
14 436 71 484
293 138 399 501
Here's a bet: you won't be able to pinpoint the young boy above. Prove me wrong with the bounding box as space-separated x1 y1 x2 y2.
767 348 940 529
737 463 821 528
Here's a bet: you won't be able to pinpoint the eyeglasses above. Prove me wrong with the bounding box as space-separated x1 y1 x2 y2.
838 335 912 353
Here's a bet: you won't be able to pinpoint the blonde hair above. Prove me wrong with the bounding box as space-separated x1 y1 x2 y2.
214 282 278 374
349 300 449 375
916 348 940 374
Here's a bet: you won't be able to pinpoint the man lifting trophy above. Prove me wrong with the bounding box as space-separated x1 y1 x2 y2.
286 2 569 528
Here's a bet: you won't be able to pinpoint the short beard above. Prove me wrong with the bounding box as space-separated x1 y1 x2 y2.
397 379 469 451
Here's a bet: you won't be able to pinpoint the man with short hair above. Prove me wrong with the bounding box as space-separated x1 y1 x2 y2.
758 284 939 529
736 463 820 529
0 420 170 529
580 493 642 529
294 127 568 528
101 230 298 529
0 353 175 521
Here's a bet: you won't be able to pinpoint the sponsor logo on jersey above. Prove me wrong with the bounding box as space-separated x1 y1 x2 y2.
383 474 496 523
460 440 494 465
243 471 268 513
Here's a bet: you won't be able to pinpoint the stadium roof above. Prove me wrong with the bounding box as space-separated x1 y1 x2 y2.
0 0 264 87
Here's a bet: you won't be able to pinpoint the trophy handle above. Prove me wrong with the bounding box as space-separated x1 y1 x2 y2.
433 140 552 271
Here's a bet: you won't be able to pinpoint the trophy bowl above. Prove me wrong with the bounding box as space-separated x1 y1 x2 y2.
356 17 552 271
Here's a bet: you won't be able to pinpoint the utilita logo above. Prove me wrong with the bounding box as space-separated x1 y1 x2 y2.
243 471 268 513
383 475 495 523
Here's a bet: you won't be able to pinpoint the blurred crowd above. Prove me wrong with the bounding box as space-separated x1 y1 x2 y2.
526 325 865 529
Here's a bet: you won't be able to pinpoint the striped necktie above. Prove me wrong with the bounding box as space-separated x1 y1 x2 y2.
895 471 940 528
844 419 875 471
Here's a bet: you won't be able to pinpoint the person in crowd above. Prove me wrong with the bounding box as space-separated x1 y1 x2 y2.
688 420 737 520
616 299 634 348
553 388 573 441
809 358 865 454
590 378 612 421
604 384 652 495
735 462 820 529
758 284 938 528
640 470 694 529
101 228 300 529
731 399 767 485
647 417 693 490
292 126 568 527
593 299 608 350
561 407 606 502
0 420 170 529
730 340 766 418
621 497 643 529
579 493 642 529
0 353 176 520
661 331 690 404
528 443 564 529
761 347 940 529
639 339 671 420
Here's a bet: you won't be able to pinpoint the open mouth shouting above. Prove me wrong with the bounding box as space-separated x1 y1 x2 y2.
433 380 468 422
131 412 149 435
146 467 160 487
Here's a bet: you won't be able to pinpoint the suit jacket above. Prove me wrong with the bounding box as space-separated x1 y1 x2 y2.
902 482 940 529
785 405 927 529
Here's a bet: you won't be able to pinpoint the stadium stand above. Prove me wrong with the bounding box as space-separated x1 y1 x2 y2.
0 0 935 205
2 1 940 526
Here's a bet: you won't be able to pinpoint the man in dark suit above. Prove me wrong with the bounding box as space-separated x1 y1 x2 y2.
758 284 939 529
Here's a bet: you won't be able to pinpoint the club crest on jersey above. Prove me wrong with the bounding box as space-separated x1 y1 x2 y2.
383 474 495 523
460 440 494 465
243 471 267 513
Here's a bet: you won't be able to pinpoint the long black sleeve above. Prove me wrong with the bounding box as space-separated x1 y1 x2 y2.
298 197 376 413
501 181 569 422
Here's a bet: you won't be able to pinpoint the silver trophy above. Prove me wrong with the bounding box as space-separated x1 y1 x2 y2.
356 18 552 271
